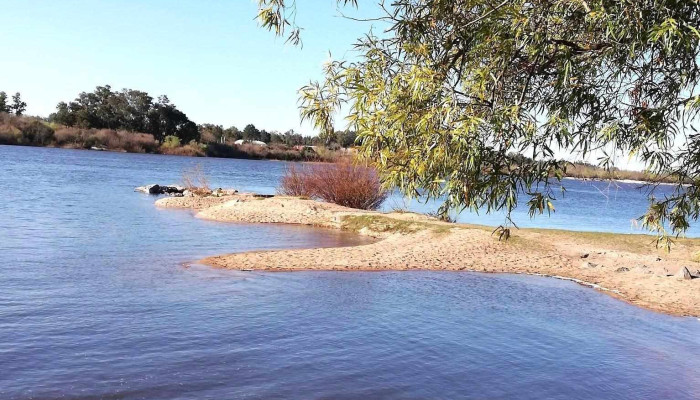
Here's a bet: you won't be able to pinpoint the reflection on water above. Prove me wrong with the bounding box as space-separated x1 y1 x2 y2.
1 146 699 399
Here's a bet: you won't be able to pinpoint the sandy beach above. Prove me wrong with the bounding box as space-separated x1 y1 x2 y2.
157 193 700 317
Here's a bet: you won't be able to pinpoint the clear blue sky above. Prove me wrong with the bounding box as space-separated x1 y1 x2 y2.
0 0 375 135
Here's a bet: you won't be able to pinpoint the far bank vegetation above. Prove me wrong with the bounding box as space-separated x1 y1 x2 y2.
0 86 357 162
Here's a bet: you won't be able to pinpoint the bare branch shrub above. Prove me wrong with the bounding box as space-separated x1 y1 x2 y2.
278 164 312 197
182 164 211 195
278 161 387 210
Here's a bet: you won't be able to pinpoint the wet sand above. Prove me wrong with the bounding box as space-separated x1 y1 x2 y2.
157 194 700 317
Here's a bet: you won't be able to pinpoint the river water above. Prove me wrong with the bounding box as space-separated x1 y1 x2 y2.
1 145 699 399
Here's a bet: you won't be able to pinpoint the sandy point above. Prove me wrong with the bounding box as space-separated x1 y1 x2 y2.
156 193 700 317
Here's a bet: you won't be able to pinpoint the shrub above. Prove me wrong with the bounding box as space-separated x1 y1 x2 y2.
205 142 248 158
52 126 157 152
118 131 158 153
278 161 387 210
54 127 82 145
162 135 181 148
0 113 55 145
0 122 20 144
182 164 211 195
278 164 310 196
161 142 205 156
21 121 55 145
0 129 19 144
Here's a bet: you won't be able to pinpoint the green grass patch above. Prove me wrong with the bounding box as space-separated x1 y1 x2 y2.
341 215 453 235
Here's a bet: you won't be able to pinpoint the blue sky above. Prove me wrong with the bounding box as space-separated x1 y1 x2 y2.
0 0 375 134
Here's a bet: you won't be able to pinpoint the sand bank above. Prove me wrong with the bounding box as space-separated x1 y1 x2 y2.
156 194 700 317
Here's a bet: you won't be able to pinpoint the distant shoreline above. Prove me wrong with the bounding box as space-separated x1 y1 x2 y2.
0 141 342 163
0 144 688 187
154 192 700 317
561 176 678 186
0 113 344 163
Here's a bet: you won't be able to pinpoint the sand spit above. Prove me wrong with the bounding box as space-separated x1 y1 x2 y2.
156 194 700 317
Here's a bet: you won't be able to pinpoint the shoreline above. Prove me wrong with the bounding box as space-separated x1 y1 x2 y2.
155 193 700 317
1 145 685 185
561 176 680 186
0 142 335 163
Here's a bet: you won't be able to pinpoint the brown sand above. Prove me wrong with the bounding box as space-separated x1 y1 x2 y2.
156 194 700 317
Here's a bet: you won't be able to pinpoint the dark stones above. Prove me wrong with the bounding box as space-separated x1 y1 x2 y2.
135 184 185 196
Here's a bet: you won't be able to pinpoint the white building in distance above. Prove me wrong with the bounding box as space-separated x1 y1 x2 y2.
234 139 267 147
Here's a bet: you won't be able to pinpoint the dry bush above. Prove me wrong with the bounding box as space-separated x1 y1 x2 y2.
0 113 55 145
199 129 217 144
182 164 211 195
0 114 20 145
86 129 118 148
312 146 339 162
161 143 205 157
118 131 158 153
53 126 157 152
278 164 310 196
54 127 82 145
0 124 20 144
21 121 54 145
237 143 269 158
278 161 387 210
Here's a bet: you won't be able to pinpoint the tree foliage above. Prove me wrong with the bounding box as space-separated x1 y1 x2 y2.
10 92 26 116
260 0 700 245
0 92 9 113
49 85 197 143
0 91 27 115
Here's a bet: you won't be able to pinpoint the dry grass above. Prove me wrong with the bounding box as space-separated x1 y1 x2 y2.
279 161 388 210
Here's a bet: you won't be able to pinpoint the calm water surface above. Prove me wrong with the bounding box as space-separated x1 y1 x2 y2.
1 146 699 399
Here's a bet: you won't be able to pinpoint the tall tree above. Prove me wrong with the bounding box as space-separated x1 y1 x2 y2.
51 102 76 126
242 124 261 141
259 129 272 143
0 92 9 113
147 96 198 143
259 0 700 244
10 92 27 116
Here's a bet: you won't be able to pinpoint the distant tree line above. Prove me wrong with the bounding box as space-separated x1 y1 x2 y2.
199 123 357 148
46 85 358 148
0 91 27 116
49 85 199 143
